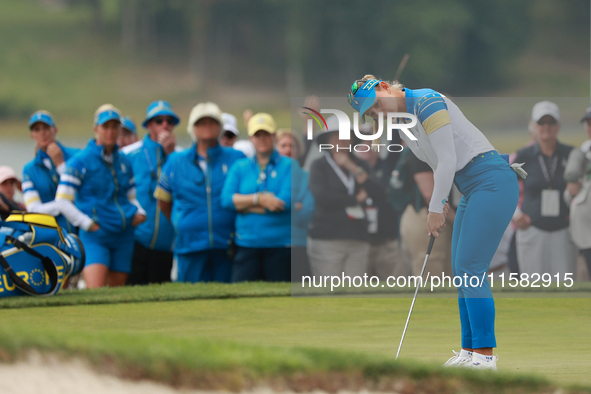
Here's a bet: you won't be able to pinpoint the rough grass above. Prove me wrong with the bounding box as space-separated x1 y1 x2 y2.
1 282 589 309
0 327 587 394
0 283 590 392
0 282 290 309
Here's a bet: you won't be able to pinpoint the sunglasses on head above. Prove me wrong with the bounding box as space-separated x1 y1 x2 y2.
347 79 369 106
153 116 175 125
537 118 557 126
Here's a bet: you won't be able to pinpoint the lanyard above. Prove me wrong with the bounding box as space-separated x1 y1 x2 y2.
326 154 355 195
256 157 276 192
538 154 558 188
144 146 162 179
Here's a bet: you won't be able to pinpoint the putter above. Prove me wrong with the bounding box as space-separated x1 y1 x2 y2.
396 234 436 360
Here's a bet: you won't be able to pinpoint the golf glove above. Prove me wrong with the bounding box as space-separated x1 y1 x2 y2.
510 162 528 179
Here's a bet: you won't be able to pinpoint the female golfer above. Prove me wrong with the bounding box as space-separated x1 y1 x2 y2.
348 75 524 370
55 104 146 288
22 111 80 232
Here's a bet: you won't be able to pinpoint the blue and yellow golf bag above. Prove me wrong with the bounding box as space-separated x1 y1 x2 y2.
0 213 85 297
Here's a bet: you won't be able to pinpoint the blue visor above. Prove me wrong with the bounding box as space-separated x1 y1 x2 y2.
95 109 122 126
121 117 137 134
29 111 55 129
142 100 180 128
348 79 381 118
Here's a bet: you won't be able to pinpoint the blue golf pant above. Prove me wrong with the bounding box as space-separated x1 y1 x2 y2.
452 151 519 349
175 249 232 283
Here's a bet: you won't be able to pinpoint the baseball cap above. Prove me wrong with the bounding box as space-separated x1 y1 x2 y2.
531 101 560 122
94 104 122 126
187 102 224 135
247 113 276 136
142 100 180 128
348 79 382 123
580 104 591 122
121 117 137 134
29 110 55 129
0 166 20 185
222 113 240 136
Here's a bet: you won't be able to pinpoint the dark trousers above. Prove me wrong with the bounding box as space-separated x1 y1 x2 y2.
582 248 591 277
507 231 519 274
176 249 232 283
127 241 173 285
232 246 291 282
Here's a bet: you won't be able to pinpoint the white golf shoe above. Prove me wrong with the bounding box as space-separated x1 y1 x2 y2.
462 353 498 371
442 349 472 367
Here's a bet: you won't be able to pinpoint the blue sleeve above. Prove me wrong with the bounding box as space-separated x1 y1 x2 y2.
221 161 242 210
154 155 175 202
415 91 451 135
56 157 84 201
274 158 293 209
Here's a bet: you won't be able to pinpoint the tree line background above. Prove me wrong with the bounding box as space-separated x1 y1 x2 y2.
0 0 588 139
74 0 589 95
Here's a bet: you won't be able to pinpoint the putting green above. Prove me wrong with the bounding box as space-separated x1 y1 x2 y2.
0 292 589 387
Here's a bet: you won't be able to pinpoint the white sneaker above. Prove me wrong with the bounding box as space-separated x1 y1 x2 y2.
462 354 498 371
442 350 472 367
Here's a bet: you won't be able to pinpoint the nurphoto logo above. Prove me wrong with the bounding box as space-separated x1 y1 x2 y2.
302 107 418 152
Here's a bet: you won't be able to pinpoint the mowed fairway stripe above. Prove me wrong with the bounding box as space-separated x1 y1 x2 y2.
0 296 589 386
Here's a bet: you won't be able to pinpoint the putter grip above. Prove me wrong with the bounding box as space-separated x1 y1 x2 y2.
426 234 436 255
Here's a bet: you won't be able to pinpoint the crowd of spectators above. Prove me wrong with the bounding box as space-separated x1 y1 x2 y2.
2 98 591 289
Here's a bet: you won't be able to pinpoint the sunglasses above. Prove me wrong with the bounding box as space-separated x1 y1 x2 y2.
537 118 557 126
153 116 176 125
347 79 368 106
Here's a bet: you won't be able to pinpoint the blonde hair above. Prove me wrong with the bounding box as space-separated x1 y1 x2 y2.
94 104 118 117
94 104 121 126
355 75 403 147
276 128 304 158
359 74 404 92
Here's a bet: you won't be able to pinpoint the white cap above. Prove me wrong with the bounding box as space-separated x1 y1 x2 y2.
532 101 560 122
222 113 239 136
233 140 255 158
187 102 223 137
0 166 20 186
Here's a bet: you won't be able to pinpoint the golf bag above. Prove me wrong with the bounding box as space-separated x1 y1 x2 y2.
0 213 85 297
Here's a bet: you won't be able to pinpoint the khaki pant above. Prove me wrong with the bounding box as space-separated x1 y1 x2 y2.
307 238 370 277
366 239 411 280
516 226 578 278
399 205 452 276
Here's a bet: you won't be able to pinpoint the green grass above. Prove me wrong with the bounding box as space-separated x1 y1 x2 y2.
0 283 589 391
0 281 589 309
0 282 290 309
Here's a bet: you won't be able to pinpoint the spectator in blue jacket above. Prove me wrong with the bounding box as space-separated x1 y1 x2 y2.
55 104 147 288
275 128 314 281
122 101 180 285
117 116 139 149
221 113 292 282
154 102 244 283
22 111 80 232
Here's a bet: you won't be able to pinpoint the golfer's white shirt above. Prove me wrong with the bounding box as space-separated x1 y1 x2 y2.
398 89 495 213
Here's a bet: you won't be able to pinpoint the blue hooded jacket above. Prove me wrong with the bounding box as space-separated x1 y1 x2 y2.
221 150 293 248
22 141 80 232
123 135 175 251
57 139 138 234
155 143 245 254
